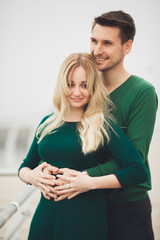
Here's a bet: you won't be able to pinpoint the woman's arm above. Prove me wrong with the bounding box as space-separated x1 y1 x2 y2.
18 115 56 199
19 164 56 199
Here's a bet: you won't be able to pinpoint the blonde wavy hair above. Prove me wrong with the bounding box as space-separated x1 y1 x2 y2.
36 53 113 154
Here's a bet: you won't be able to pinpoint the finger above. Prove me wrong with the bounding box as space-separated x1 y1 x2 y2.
57 168 68 174
46 185 60 194
40 178 56 186
68 171 79 177
40 162 51 170
42 165 54 173
54 193 71 202
42 192 51 200
41 162 50 167
52 168 60 174
45 192 58 199
40 168 56 179
43 194 50 200
54 183 71 191
57 189 74 195
39 181 57 192
53 179 63 186
56 174 71 182
42 172 56 180
44 165 59 174
68 192 79 199
38 183 50 193
58 168 78 176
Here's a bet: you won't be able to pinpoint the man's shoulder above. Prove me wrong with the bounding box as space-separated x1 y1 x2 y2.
129 75 155 91
110 75 157 108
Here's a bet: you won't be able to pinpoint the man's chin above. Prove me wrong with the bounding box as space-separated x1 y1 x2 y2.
98 67 109 72
98 65 113 72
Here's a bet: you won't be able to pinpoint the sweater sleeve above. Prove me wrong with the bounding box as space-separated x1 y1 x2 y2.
86 158 121 177
88 121 149 188
126 87 158 160
106 122 148 188
87 86 158 179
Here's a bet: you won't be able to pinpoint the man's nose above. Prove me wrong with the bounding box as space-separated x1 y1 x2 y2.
94 44 103 56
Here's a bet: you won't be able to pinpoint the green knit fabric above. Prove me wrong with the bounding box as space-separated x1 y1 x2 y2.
19 117 148 239
87 75 158 206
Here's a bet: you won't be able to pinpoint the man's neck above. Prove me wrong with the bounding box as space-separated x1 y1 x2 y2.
102 67 131 94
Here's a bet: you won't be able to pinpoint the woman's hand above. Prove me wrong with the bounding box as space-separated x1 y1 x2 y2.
54 170 93 200
19 163 58 199
42 166 70 200
39 167 90 201
41 178 63 200
41 167 81 201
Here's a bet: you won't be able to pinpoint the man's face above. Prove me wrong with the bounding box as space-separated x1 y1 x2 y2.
90 24 126 72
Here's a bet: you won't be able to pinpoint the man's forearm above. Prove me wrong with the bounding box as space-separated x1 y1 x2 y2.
86 158 121 177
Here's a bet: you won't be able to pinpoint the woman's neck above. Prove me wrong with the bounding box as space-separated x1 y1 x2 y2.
65 108 84 122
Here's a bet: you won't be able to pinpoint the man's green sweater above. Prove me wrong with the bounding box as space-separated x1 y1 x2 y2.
87 75 158 206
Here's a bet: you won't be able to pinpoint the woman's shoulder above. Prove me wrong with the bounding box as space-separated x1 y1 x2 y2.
40 112 54 124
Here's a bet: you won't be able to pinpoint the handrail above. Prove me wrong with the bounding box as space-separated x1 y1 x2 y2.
2 209 30 240
0 185 36 229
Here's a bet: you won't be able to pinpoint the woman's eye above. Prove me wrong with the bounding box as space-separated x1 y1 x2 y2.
68 83 74 88
82 84 87 88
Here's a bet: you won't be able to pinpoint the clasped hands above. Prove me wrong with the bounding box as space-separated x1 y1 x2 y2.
40 163 92 201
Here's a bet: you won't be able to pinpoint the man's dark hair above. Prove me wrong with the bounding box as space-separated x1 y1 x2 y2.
92 10 136 43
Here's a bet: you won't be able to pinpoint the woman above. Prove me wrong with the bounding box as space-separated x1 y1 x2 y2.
18 53 148 240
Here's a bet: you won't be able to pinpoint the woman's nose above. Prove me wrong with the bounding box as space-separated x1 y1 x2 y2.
73 86 81 95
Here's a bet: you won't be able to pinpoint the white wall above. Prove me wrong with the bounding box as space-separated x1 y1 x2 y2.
0 0 159 123
0 1 160 237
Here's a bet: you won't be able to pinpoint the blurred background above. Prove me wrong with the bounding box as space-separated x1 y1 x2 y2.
0 0 160 239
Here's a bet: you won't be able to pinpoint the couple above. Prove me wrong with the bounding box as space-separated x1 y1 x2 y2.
18 10 157 240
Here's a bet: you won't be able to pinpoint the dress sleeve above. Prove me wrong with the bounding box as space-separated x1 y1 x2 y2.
104 121 148 188
18 114 51 173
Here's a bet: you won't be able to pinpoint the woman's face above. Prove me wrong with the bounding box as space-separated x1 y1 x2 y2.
66 66 91 110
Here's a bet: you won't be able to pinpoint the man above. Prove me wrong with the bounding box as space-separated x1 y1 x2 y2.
42 11 158 240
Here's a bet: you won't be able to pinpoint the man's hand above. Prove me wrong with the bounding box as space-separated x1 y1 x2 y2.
54 193 72 202
53 168 83 202
42 167 83 201
54 170 91 200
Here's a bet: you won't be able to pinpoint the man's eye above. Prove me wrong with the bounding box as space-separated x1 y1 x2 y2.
105 41 111 45
91 38 97 43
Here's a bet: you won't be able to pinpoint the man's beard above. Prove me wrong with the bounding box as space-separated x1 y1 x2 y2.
99 55 123 73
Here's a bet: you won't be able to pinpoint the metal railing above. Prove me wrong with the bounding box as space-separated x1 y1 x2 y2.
0 185 37 240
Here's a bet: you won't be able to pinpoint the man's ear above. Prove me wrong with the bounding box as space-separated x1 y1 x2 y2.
124 39 133 55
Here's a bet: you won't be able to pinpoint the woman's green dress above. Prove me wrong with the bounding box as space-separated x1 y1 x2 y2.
18 116 148 240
